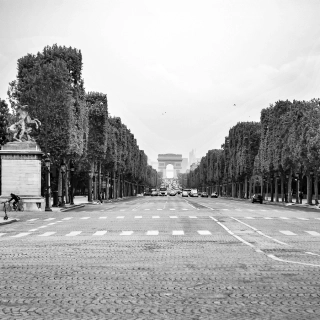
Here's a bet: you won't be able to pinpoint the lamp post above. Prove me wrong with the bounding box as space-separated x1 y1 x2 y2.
60 161 66 207
70 161 75 205
44 154 52 211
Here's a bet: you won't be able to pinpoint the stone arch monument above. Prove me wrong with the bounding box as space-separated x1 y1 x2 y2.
157 154 182 178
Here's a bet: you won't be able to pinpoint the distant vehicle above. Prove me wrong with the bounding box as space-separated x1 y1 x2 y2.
200 192 208 198
211 192 218 198
169 191 176 196
252 194 263 204
151 191 159 196
159 187 167 196
190 189 198 197
182 190 189 197
144 191 151 196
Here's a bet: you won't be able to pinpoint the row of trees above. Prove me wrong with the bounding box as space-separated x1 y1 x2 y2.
2 44 159 204
182 99 320 205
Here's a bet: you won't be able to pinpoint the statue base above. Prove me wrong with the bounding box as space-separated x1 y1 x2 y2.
0 142 45 211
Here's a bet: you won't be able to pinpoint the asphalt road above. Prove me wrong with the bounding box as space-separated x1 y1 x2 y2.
1 195 320 319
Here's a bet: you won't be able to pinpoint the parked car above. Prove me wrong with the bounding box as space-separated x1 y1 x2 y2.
190 189 198 197
201 192 209 197
151 191 159 196
252 194 263 204
182 190 189 197
169 191 176 196
144 191 151 196
211 192 218 198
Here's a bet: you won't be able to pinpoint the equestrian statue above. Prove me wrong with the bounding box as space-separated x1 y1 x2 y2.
7 105 41 142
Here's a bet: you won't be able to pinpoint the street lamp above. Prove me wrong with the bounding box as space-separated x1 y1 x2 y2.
44 154 52 211
70 160 75 205
60 160 66 207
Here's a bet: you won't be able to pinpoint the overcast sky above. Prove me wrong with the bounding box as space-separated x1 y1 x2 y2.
1 0 320 166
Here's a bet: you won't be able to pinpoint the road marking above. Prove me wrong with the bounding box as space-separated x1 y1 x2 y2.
66 231 82 236
27 218 38 222
28 229 38 232
169 216 178 218
39 232 56 237
93 231 107 236
244 217 254 219
221 209 229 211
230 217 289 246
120 231 133 236
189 216 197 219
197 230 211 235
172 230 184 235
279 217 289 219
248 209 254 212
235 209 242 211
134 216 142 219
12 233 30 238
279 231 297 236
99 217 107 219
116 216 124 219
264 217 273 219
146 230 159 235
182 209 188 210
0 233 6 236
169 208 175 210
80 217 90 220
260 210 267 212
152 216 160 219
297 218 309 220
47 222 57 225
62 217 73 220
315 218 320 220
38 226 47 229
305 231 320 236
43 218 55 221
144 209 150 210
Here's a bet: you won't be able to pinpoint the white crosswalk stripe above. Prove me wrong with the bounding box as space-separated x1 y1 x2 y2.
279 217 289 219
27 219 38 222
146 230 159 235
189 216 197 219
43 218 55 221
264 217 273 219
93 231 107 236
169 216 178 218
305 231 320 236
47 222 57 225
120 231 133 236
197 230 211 235
12 232 30 238
297 218 309 220
134 216 142 219
182 209 188 210
157 209 163 211
172 230 184 235
152 216 160 219
0 233 6 237
280 231 297 236
116 216 124 219
39 232 56 237
244 217 254 219
80 217 90 220
169 208 175 210
66 231 82 236
99 217 107 219
62 217 73 220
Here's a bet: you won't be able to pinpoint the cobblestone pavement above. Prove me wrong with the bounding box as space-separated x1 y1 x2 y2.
1 196 320 319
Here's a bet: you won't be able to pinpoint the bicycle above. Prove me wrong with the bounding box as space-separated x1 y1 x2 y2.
2 201 11 220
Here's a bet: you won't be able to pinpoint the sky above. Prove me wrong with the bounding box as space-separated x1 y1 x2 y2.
1 0 320 168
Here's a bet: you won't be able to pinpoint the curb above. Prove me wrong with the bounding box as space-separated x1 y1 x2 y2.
0 218 19 226
60 204 85 212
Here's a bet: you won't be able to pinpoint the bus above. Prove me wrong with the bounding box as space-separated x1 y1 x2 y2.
159 186 167 196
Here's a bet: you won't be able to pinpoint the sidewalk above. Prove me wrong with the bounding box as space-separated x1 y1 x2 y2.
223 195 320 210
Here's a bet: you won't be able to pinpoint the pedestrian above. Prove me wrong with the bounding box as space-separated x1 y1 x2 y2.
299 191 303 204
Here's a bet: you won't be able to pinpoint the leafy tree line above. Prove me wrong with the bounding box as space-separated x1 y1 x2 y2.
184 99 320 205
2 44 157 204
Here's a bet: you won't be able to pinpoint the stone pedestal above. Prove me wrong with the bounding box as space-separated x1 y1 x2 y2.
0 142 44 211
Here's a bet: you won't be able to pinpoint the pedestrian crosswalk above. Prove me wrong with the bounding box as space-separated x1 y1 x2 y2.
1 229 214 238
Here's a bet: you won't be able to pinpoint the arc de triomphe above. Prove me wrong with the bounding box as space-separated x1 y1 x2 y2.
157 154 182 178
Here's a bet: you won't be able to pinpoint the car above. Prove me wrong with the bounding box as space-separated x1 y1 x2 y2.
143 191 151 196
201 192 208 197
182 191 189 197
252 194 263 204
151 191 158 196
169 191 176 196
190 189 198 197
211 192 218 198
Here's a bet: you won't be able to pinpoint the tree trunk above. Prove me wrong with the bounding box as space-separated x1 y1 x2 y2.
88 163 93 202
232 182 236 198
288 170 292 203
58 166 62 205
249 178 252 198
65 164 69 204
281 175 284 202
270 179 274 202
314 175 319 205
307 175 313 205
275 178 279 202
296 178 299 204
